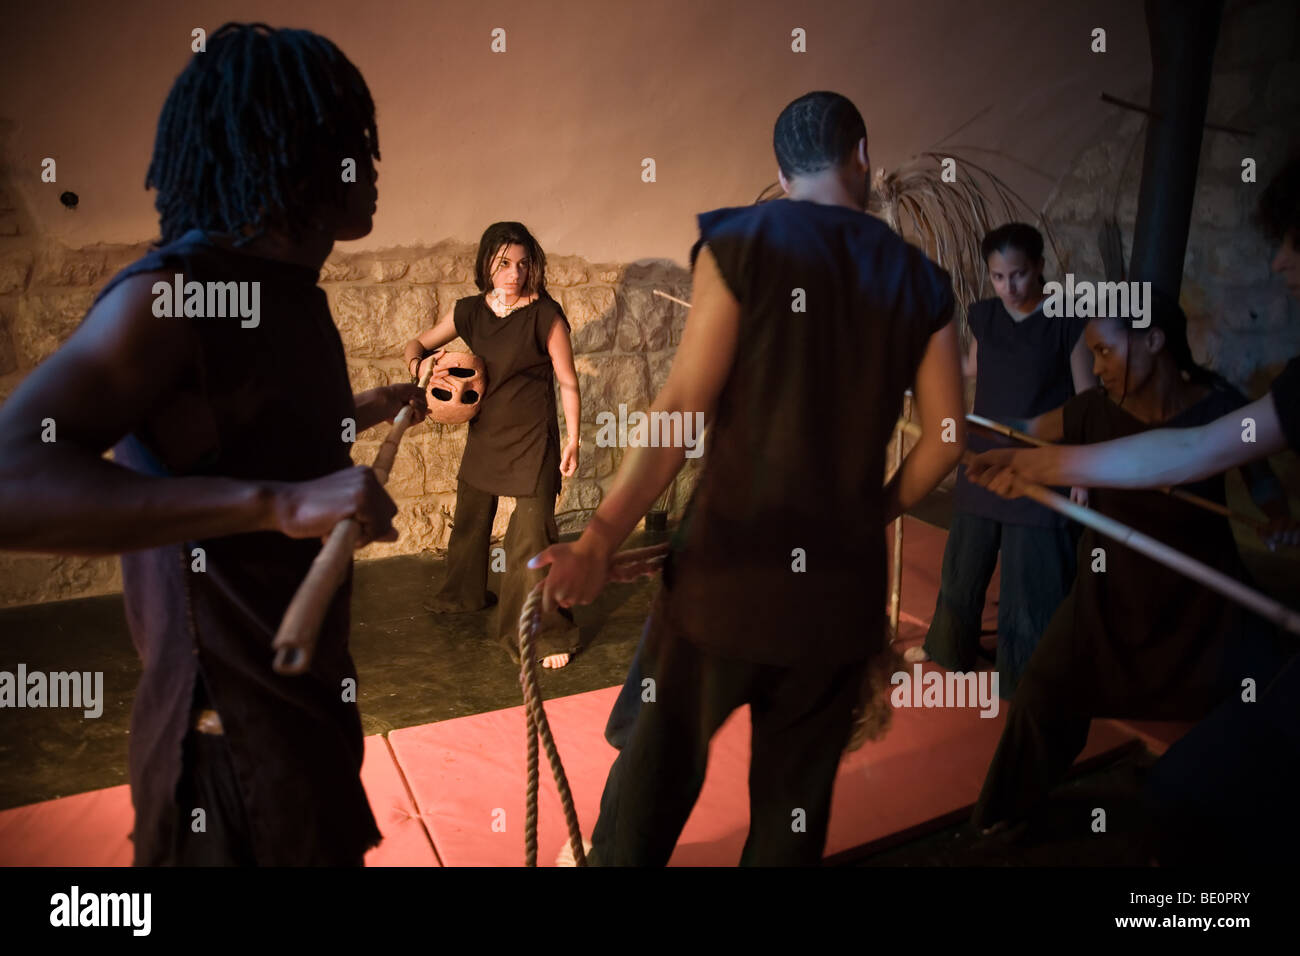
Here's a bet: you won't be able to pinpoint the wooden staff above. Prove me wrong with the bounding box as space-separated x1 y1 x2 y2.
899 420 1300 635
653 289 692 309
271 366 435 675
964 412 1269 532
888 394 908 639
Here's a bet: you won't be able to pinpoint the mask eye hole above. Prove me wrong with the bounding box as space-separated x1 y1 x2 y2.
430 387 452 401
461 390 479 404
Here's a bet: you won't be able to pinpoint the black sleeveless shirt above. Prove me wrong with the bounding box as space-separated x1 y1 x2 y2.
96 230 380 864
453 293 568 497
664 200 955 667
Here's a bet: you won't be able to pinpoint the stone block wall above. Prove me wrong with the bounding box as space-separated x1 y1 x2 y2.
0 227 701 607
1043 0 1300 395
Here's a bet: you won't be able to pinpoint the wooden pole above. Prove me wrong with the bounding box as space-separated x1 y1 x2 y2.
653 289 692 309
888 395 907 640
900 420 1300 635
964 412 1268 532
271 366 435 675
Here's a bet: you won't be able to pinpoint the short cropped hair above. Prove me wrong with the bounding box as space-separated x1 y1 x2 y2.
773 92 867 179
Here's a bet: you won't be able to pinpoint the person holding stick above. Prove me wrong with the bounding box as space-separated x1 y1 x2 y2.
966 155 1300 860
531 91 965 865
969 291 1293 836
965 156 1299 501
909 224 1095 699
0 23 426 865
403 223 581 670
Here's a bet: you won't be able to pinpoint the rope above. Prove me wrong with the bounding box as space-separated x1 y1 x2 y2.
517 542 906 865
519 544 668 866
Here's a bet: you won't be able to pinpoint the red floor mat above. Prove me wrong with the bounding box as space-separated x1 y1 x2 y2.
389 676 1136 867
1 518 1172 866
0 734 438 866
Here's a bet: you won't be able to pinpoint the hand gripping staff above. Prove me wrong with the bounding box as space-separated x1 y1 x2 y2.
271 364 435 676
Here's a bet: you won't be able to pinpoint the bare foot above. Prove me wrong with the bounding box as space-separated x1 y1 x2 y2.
541 653 571 669
903 645 930 664
555 836 593 866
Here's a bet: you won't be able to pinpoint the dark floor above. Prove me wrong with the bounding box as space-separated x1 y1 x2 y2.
1 483 1294 866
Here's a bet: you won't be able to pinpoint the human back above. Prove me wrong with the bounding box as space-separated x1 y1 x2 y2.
666 92 957 668
684 198 952 553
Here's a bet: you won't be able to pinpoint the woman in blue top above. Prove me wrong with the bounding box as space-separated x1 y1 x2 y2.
909 223 1094 698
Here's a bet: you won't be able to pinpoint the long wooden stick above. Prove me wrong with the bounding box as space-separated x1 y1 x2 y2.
964 412 1269 532
271 367 434 675
653 289 692 309
888 394 907 638
900 420 1300 635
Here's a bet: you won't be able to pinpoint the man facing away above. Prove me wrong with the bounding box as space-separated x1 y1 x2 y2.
533 91 966 865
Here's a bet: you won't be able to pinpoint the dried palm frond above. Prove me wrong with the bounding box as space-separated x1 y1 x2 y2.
756 152 1061 351
843 636 905 752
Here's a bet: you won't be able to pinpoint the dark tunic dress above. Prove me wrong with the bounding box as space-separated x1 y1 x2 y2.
97 230 380 865
662 199 955 668
953 297 1087 527
1051 384 1262 717
1272 355 1300 450
972 381 1283 829
453 294 569 497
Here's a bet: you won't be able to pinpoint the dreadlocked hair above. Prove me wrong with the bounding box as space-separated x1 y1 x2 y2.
773 91 866 179
145 22 379 247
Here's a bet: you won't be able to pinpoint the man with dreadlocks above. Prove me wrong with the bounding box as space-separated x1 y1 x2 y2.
532 91 965 865
0 23 424 865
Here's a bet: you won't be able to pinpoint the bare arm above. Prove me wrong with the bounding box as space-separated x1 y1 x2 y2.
990 406 1066 444
884 319 966 523
0 272 400 554
967 393 1288 490
583 245 736 556
962 336 978 379
546 316 582 477
352 384 427 433
529 244 739 607
402 307 459 378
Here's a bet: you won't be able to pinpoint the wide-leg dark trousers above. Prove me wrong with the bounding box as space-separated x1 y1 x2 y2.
588 594 868 866
433 471 577 661
923 513 1076 698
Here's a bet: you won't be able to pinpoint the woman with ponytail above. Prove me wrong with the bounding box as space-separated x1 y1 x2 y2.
970 290 1294 836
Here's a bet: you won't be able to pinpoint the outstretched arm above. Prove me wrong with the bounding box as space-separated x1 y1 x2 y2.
966 393 1288 491
0 273 401 554
993 406 1067 444
528 244 739 610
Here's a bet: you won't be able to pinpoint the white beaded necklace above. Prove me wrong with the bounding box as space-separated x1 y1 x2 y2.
488 289 531 318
